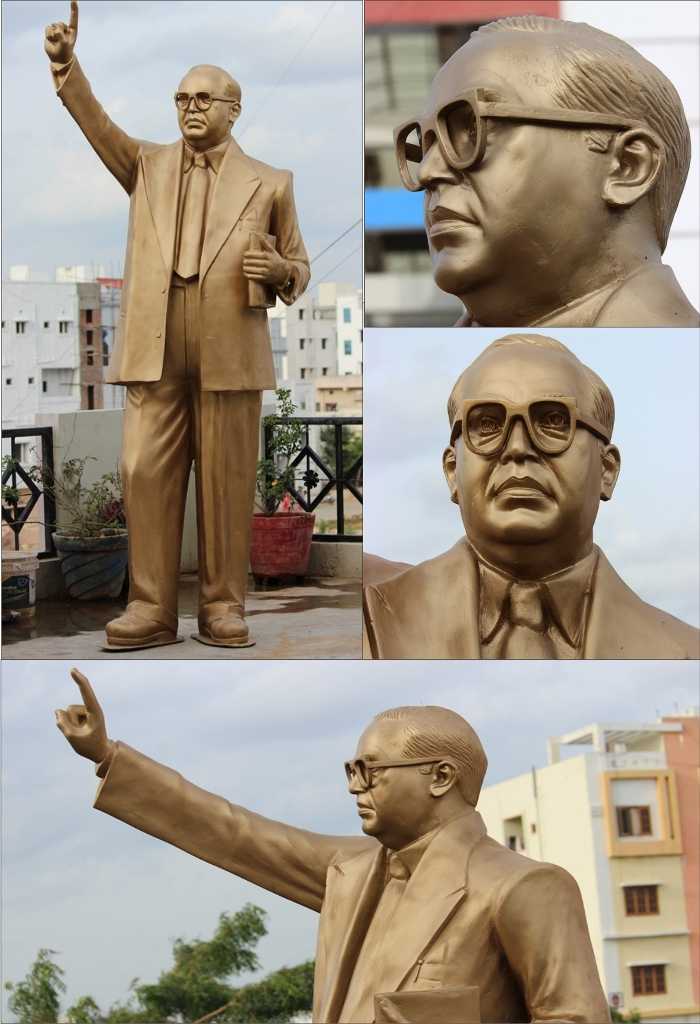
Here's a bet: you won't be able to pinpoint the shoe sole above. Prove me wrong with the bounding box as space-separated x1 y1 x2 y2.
191 632 256 649
101 634 185 652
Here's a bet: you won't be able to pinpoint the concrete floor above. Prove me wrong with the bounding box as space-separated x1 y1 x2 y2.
2 573 362 660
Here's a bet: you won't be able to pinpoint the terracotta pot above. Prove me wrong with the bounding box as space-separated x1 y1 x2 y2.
250 512 315 579
53 530 129 599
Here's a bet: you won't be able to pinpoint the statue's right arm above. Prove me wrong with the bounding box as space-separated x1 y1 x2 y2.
56 671 372 914
45 3 140 193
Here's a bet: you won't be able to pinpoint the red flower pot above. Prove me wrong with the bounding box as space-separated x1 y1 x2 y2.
250 512 315 579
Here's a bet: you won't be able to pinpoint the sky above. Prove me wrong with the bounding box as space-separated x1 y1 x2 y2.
364 328 700 629
0 0 363 292
3 658 699 1020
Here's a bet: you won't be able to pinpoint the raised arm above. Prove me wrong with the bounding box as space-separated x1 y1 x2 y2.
56 670 372 913
45 2 141 192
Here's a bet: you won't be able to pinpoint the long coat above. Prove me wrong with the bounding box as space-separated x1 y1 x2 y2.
363 540 700 659
94 742 611 1023
56 59 309 390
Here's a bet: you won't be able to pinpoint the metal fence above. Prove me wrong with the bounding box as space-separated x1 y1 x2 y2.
1 426 56 557
263 416 362 543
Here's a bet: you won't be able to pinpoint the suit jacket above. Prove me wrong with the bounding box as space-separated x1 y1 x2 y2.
456 263 699 328
56 59 310 390
94 742 611 1024
363 540 700 659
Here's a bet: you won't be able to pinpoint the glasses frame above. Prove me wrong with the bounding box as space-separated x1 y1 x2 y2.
450 397 611 456
174 92 236 112
344 756 446 791
394 87 645 191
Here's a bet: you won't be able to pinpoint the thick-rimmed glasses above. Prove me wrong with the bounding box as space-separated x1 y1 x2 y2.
394 88 644 191
450 397 610 456
175 92 235 112
345 757 445 791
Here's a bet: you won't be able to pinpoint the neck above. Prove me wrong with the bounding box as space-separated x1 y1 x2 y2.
460 224 662 327
468 535 594 580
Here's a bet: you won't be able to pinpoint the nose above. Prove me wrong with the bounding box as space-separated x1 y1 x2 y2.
417 131 460 189
500 417 538 462
185 95 199 112
347 772 364 795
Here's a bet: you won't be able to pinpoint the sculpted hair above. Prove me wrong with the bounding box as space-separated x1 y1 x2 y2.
447 333 615 439
185 64 242 103
475 16 690 250
374 706 487 806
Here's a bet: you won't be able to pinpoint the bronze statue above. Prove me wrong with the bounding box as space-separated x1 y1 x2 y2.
56 669 611 1024
364 334 700 659
394 15 699 327
45 2 309 649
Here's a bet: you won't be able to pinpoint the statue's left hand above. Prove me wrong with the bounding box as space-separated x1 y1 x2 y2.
44 1 79 63
243 235 290 287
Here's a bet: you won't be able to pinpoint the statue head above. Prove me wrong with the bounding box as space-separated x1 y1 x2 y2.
346 706 487 850
443 334 621 577
395 16 690 323
176 64 242 151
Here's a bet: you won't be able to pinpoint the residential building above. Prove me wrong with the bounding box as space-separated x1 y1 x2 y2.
477 712 700 1021
314 375 362 416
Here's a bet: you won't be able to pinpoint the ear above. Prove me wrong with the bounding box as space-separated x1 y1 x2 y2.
442 445 460 505
602 128 663 209
429 760 459 798
600 444 621 501
229 101 241 126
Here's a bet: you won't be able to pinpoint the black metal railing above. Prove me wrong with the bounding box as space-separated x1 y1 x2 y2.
264 416 362 542
1 427 56 557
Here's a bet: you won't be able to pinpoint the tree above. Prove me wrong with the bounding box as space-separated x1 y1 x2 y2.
65 995 104 1024
220 960 315 1023
5 948 66 1024
319 426 362 478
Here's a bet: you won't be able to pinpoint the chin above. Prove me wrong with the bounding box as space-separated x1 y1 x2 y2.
431 247 490 298
474 508 561 547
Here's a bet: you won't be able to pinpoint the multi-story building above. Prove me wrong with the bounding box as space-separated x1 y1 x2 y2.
284 282 363 395
477 712 700 1022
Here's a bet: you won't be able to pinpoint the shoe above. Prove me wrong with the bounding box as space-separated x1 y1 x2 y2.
104 608 178 650
195 613 253 648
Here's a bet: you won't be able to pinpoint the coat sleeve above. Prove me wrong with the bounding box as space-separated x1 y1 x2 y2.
94 741 371 913
270 170 310 305
52 57 141 193
493 863 611 1023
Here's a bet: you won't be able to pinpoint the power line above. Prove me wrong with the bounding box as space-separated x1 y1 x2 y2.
238 1 337 141
310 219 362 264
312 243 362 287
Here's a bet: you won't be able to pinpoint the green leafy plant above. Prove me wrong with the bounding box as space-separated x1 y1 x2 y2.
255 388 306 515
1 455 23 508
30 456 126 539
611 1008 641 1022
4 947 66 1024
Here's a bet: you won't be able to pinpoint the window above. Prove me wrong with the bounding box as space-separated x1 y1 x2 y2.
87 385 95 410
299 339 305 350
631 965 666 996
85 309 93 323
344 340 352 355
624 885 659 915
59 320 69 334
5 378 13 385
300 368 306 380
322 367 328 376
321 338 327 350
325 402 337 411
87 352 94 366
28 377 34 385
617 806 652 837
1 321 5 328
103 341 110 366
507 836 517 851
43 321 50 329
298 309 304 320
86 329 93 345
42 380 47 393
15 321 27 334
343 307 352 323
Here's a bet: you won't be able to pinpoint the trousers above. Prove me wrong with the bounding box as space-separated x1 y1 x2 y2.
120 274 262 631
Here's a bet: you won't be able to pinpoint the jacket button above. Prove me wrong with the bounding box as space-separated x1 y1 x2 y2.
156 331 161 338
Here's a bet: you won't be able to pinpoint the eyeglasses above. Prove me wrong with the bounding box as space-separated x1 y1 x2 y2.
345 757 445 791
394 88 644 191
450 397 610 456
174 92 235 111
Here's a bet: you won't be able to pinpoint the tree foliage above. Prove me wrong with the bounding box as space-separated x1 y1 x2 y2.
222 960 315 1023
5 948 66 1024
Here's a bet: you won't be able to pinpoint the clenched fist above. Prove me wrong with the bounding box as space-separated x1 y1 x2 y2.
44 0 79 64
55 667 111 763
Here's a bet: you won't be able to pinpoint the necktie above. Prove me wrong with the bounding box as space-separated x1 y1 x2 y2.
501 581 556 659
175 153 209 279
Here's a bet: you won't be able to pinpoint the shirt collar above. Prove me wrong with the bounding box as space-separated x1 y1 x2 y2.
183 137 230 174
476 546 599 649
390 810 473 879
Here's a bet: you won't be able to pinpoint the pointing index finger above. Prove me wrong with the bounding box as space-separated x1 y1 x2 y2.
69 0 79 35
70 667 99 713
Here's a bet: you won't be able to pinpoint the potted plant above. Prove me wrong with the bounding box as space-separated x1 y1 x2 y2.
250 388 315 581
31 455 129 600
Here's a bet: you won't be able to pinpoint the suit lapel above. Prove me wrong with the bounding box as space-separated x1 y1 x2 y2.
200 137 261 282
372 813 485 995
319 846 386 1023
141 142 183 272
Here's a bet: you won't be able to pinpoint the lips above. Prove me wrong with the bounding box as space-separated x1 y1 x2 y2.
426 204 477 238
493 475 552 498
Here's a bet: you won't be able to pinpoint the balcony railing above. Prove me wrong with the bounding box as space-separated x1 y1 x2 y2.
1 426 56 557
264 416 362 542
